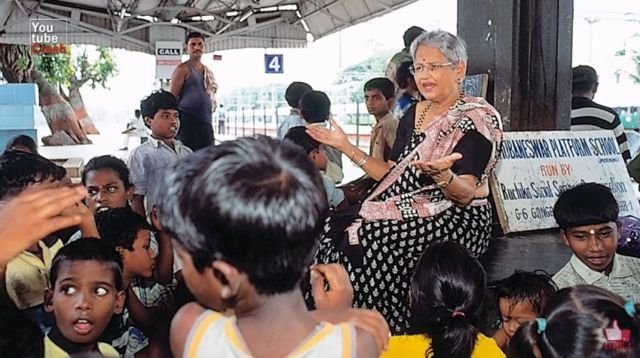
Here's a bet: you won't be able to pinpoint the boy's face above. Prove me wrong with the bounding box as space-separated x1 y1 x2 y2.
561 222 619 272
364 89 392 116
45 260 125 345
145 109 179 140
499 298 538 339
120 230 156 279
309 146 328 171
85 169 133 214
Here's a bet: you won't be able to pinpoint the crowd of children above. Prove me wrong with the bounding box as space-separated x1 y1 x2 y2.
0 78 639 358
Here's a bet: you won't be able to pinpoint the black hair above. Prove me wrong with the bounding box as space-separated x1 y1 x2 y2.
403 26 425 48
134 109 141 118
496 270 558 315
300 90 331 124
0 299 43 357
140 90 178 128
396 61 414 90
0 150 66 201
285 81 313 109
409 242 486 358
94 208 152 251
186 31 205 43
553 182 619 230
50 238 124 291
5 134 37 154
82 155 132 189
283 127 320 155
510 285 640 358
156 136 328 295
572 65 599 94
364 77 395 100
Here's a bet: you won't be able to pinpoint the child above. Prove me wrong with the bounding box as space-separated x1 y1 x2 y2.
363 78 398 162
382 242 504 358
82 155 134 215
128 90 193 218
95 207 174 355
0 151 97 332
492 270 558 351
121 109 148 151
510 285 639 357
276 81 313 139
4 134 38 154
156 137 378 357
43 239 125 357
393 61 420 119
284 127 346 210
300 90 344 183
552 182 640 302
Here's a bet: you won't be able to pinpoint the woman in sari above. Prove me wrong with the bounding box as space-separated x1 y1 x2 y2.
306 30 503 333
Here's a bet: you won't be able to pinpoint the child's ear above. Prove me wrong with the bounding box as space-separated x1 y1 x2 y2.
212 260 242 300
44 288 54 313
114 290 126 315
125 185 134 201
144 116 153 127
115 246 127 262
560 229 570 246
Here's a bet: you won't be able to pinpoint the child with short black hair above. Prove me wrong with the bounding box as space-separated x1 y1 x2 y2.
284 127 346 209
0 151 97 332
299 90 343 183
510 285 640 357
157 136 378 357
5 134 38 154
128 90 192 218
363 78 398 162
44 239 125 357
82 155 134 215
492 270 558 351
393 61 420 119
552 182 640 302
277 81 313 139
381 242 504 357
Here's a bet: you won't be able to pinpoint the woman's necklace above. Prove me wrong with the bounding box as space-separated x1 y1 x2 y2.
414 95 465 132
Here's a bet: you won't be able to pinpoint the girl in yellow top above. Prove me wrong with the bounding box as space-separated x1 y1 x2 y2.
381 242 504 358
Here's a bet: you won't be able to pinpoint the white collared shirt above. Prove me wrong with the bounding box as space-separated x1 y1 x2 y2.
553 253 640 302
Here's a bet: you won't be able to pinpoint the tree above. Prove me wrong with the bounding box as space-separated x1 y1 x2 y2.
333 50 395 104
0 44 89 145
35 46 118 134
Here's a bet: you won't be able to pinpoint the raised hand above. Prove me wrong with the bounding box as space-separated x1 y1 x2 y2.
305 119 351 152
310 263 354 310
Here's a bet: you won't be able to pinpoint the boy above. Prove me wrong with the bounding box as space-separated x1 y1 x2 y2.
276 81 313 139
300 90 344 183
82 155 135 215
95 207 173 355
121 109 148 151
363 78 398 162
552 182 640 302
128 90 193 219
492 270 557 351
284 127 347 210
44 239 125 357
0 151 97 332
156 137 378 357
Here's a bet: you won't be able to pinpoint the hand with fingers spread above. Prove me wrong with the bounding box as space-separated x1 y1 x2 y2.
305 119 351 152
412 152 463 176
310 263 354 310
0 186 87 265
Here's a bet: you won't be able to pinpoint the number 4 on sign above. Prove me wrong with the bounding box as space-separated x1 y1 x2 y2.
265 54 284 74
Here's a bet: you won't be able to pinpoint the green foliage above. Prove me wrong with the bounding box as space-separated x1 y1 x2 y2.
334 49 395 104
33 46 118 91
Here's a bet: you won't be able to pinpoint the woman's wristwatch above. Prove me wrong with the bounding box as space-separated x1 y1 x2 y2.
436 172 456 188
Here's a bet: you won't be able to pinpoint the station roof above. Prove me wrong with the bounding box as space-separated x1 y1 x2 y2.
0 0 418 53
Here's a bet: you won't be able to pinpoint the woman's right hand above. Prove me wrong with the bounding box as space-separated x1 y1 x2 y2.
306 119 351 153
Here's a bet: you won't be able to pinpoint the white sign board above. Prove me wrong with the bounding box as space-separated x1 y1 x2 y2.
155 41 182 79
490 131 640 233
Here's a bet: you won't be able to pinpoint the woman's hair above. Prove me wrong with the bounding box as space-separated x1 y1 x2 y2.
509 285 640 358
410 30 468 65
409 242 486 358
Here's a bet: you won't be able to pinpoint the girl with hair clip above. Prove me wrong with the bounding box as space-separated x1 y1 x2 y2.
509 285 640 358
381 242 504 357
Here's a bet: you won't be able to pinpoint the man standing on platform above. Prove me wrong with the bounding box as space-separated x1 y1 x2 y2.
571 65 631 163
171 32 218 151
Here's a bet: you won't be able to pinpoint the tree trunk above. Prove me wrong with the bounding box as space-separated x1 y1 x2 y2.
66 87 99 134
0 44 90 145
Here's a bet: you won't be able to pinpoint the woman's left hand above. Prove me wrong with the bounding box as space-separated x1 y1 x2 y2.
411 152 462 175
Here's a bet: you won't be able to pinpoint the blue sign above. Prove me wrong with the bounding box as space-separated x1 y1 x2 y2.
264 54 283 74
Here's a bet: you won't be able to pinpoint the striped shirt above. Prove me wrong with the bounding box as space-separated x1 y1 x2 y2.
571 96 631 163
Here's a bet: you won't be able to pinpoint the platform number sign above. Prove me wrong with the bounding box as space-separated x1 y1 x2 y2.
265 54 284 74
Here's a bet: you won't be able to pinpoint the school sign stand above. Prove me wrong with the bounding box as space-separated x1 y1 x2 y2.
490 131 640 234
